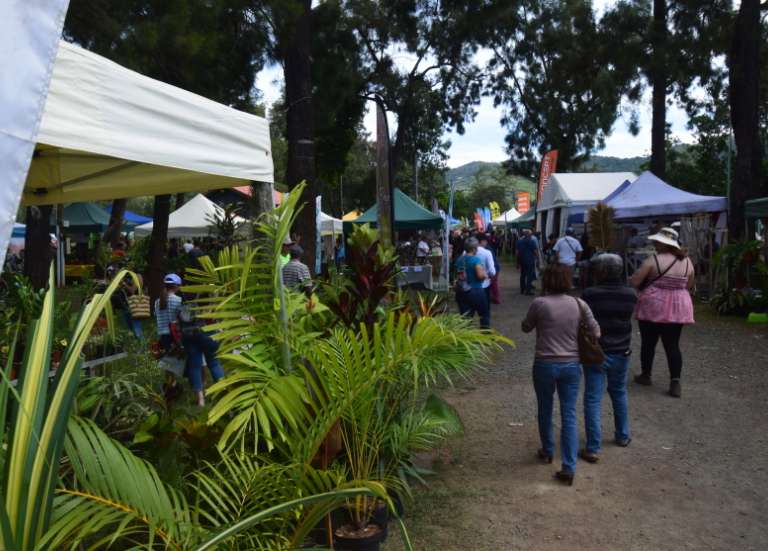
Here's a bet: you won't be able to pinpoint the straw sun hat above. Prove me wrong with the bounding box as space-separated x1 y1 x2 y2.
648 227 680 249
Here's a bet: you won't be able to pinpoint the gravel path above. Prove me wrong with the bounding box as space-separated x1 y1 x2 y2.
385 262 768 551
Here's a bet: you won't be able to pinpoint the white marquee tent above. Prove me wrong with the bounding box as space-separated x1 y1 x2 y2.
319 212 343 236
134 193 247 239
537 172 636 236
493 207 521 225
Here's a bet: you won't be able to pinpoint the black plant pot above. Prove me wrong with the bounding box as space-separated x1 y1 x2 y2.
334 523 388 551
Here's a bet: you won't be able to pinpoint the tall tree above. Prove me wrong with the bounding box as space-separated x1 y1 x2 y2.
650 0 668 178
102 198 127 248
488 1 637 176
728 0 765 236
23 205 54 290
64 0 269 300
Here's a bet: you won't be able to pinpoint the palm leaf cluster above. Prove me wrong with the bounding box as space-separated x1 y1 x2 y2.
587 201 616 252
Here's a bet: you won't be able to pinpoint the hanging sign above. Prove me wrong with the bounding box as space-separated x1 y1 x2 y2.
537 150 559 200
516 192 531 214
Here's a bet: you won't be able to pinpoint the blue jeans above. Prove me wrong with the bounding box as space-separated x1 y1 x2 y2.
463 287 490 328
520 262 536 293
122 309 143 339
533 361 581 474
583 354 630 453
182 331 224 392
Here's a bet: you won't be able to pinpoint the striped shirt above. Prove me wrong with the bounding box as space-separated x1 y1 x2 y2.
582 283 638 354
282 260 312 290
154 294 183 336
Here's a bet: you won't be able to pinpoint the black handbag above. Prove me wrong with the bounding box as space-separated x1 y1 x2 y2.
574 298 604 365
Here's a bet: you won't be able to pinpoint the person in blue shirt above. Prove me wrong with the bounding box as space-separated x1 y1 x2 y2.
454 238 490 328
517 229 540 295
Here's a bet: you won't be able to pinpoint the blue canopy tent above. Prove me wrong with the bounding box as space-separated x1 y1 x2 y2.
605 171 727 220
105 205 152 225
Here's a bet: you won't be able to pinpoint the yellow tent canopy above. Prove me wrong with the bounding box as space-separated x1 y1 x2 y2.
342 209 362 221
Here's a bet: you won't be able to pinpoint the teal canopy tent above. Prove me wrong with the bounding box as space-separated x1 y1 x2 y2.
344 188 443 231
509 207 535 229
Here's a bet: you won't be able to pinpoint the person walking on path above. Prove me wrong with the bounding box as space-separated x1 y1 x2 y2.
480 233 501 304
554 228 583 283
455 238 490 328
580 254 638 463
516 229 540 295
522 264 600 485
282 244 313 296
630 227 694 398
476 234 497 313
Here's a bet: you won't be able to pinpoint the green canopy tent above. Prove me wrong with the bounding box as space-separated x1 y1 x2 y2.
344 188 443 231
62 203 113 234
509 207 535 229
746 197 768 219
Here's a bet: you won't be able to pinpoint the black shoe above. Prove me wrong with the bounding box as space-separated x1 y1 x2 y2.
615 437 632 447
579 449 600 463
554 470 575 486
634 373 652 386
537 448 553 464
669 380 681 398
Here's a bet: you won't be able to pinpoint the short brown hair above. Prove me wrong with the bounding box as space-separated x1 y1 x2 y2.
542 264 572 294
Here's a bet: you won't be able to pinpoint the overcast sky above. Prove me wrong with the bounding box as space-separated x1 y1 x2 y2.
254 0 697 169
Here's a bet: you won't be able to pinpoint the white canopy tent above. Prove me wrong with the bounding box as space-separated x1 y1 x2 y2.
319 212 343 236
493 207 521 225
134 193 247 238
537 172 635 236
22 41 273 207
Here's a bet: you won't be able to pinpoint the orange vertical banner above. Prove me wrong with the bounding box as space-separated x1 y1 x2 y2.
516 192 531 214
537 150 559 200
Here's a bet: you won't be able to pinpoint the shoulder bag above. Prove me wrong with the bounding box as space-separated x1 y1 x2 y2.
127 293 150 319
574 298 604 365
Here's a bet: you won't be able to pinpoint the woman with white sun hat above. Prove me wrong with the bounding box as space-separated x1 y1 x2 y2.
629 227 695 398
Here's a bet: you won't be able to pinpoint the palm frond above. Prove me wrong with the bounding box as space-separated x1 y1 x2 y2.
41 417 194 551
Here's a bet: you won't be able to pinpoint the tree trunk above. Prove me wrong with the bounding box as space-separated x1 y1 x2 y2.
250 181 274 218
147 195 171 310
175 193 186 210
103 198 127 248
284 0 317 273
23 205 54 290
650 0 667 179
728 0 764 238
376 101 394 246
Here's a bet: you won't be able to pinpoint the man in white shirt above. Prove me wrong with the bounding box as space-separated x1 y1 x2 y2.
475 235 497 314
554 228 583 267
416 236 430 264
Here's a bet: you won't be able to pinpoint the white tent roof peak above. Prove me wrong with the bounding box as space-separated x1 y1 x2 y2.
540 172 636 210
493 207 521 224
134 193 246 238
23 41 273 206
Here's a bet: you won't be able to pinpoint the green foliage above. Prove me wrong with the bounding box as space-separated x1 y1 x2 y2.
207 203 245 247
587 203 616 252
124 236 151 274
488 0 639 175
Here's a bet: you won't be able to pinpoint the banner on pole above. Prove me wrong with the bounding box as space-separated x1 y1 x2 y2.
516 192 531 214
537 150 558 200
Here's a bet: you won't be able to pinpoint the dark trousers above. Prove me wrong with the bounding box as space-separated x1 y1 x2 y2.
520 262 536 293
638 320 684 380
463 287 490 329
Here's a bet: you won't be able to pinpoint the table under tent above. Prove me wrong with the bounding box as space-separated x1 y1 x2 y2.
604 171 728 294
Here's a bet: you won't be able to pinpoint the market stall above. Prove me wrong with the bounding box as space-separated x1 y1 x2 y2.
536 172 635 236
345 188 443 231
134 193 247 238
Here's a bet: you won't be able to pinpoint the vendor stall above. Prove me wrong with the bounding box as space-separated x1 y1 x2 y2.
134 193 247 238
345 188 443 231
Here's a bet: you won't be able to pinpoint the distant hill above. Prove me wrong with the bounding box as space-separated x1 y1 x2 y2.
580 155 648 173
448 154 650 195
447 162 536 196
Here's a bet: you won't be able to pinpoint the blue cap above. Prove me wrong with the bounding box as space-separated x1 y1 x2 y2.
163 273 182 286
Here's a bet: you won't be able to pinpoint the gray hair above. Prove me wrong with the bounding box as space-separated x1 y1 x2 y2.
464 237 479 253
590 253 624 284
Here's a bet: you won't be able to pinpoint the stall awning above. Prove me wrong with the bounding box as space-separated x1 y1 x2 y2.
134 193 247 239
746 197 768 219
22 41 273 206
346 188 443 231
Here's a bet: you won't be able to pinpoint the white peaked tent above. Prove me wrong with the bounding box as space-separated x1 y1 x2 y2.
493 207 521 225
319 212 343 236
134 193 247 238
22 41 273 206
537 172 635 235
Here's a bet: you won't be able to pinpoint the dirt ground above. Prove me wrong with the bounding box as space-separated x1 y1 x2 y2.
385 262 768 551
